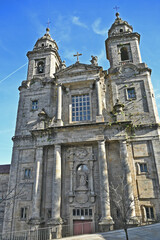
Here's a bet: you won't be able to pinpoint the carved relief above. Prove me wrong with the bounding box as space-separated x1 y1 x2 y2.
66 146 95 205
75 193 88 204
66 146 92 161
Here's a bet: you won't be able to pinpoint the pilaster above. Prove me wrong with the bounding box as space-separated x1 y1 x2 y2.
98 140 113 226
29 147 43 225
119 140 136 219
51 144 63 224
57 84 63 126
96 79 104 122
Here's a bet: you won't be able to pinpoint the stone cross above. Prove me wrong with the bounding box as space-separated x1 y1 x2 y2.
73 52 82 62
46 19 51 29
113 6 119 12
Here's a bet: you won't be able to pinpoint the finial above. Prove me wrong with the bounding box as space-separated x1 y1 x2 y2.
46 19 51 34
113 6 120 18
46 27 50 33
116 12 120 18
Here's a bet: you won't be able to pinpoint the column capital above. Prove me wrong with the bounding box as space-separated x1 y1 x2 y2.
36 146 43 151
69 161 74 169
119 139 127 143
98 139 106 145
54 143 61 149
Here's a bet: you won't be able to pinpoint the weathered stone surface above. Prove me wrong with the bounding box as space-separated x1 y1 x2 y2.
2 14 160 238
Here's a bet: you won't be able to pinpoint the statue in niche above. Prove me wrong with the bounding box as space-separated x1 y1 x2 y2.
77 164 88 190
79 173 86 186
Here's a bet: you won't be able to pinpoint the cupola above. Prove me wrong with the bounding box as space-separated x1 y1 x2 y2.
108 12 133 37
26 28 62 81
105 13 142 69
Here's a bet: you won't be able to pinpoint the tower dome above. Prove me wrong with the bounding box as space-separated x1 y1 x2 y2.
105 13 141 69
26 28 61 81
108 12 133 37
33 28 58 51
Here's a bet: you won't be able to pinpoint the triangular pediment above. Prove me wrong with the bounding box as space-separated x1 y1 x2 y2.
55 62 102 77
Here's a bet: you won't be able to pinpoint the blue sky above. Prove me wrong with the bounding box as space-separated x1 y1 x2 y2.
0 0 160 164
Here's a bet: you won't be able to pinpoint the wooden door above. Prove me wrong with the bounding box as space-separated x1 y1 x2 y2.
73 220 93 235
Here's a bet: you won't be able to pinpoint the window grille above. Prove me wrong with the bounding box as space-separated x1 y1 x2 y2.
145 206 154 219
24 168 31 178
72 94 90 122
127 88 136 99
32 100 38 110
140 163 147 173
21 207 27 220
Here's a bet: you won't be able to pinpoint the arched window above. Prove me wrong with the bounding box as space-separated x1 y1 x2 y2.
77 164 88 188
37 61 44 74
120 47 129 61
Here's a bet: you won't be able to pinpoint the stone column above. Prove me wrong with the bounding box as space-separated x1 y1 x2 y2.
51 144 62 223
98 140 113 225
119 140 136 219
57 84 63 125
30 147 43 223
96 79 104 122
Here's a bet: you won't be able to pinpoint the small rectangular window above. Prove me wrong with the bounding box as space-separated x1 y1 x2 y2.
21 207 27 220
32 100 38 110
48 209 52 219
127 88 136 100
77 209 80 216
117 209 120 218
81 209 84 216
145 206 154 219
73 209 76 216
140 163 147 173
89 209 92 216
85 209 88 216
24 169 31 179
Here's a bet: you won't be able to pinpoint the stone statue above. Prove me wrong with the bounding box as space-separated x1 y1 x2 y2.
79 173 86 187
90 56 98 66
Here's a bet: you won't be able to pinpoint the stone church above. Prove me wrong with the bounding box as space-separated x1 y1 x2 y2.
2 12 160 237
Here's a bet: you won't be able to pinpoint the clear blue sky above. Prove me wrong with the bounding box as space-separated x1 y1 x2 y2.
0 0 160 164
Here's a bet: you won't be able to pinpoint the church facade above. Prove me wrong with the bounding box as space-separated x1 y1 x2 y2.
2 13 160 236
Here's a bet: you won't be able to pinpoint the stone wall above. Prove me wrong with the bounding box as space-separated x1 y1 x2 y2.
0 166 10 233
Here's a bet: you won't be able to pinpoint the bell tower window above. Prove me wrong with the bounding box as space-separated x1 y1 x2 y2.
37 61 45 74
121 47 129 61
118 44 132 64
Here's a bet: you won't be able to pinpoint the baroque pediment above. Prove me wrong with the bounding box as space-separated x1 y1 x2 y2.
55 62 102 78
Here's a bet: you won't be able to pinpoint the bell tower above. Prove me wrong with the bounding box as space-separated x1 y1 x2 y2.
27 27 61 81
105 12 142 69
